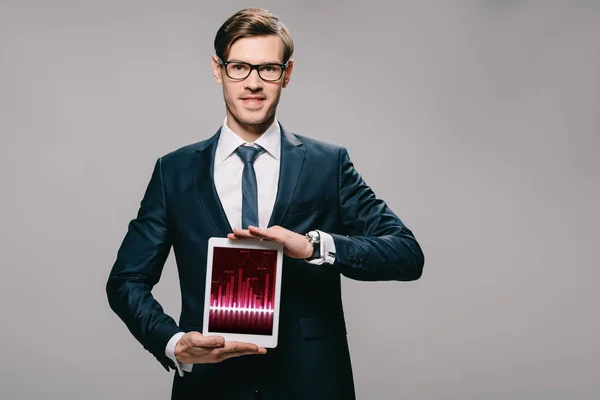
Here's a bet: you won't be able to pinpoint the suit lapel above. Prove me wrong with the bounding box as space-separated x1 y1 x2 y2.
192 128 233 236
268 126 306 227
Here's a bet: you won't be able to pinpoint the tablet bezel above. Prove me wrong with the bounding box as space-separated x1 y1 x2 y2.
202 237 283 348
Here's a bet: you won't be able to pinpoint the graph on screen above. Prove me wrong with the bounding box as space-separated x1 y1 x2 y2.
208 247 277 335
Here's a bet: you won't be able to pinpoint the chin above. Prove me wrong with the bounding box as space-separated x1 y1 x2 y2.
236 112 270 126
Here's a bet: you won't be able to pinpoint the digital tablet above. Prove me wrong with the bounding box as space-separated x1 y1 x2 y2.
203 237 283 348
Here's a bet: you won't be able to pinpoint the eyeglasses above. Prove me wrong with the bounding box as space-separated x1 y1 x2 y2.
217 58 289 82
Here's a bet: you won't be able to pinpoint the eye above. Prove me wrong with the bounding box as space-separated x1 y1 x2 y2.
231 63 249 71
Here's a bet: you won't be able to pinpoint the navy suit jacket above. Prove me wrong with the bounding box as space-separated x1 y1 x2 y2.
106 125 424 400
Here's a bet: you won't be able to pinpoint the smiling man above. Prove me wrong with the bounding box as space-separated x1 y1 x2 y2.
106 8 424 400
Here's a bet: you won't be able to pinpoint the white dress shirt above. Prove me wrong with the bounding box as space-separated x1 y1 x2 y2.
214 116 281 230
165 117 336 376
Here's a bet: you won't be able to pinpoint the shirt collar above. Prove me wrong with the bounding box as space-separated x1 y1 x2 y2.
216 117 281 162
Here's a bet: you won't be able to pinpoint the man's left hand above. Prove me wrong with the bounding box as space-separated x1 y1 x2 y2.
227 225 313 259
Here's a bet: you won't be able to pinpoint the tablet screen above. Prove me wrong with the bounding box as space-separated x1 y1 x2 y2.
208 246 278 335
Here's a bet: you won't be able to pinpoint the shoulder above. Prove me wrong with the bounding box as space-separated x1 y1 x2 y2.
288 131 347 159
161 140 206 160
158 131 219 166
141 130 219 182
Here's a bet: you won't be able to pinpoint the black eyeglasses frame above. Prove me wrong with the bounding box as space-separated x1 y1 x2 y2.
217 58 290 82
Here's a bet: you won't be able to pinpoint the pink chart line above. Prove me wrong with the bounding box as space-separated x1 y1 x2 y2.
210 306 274 313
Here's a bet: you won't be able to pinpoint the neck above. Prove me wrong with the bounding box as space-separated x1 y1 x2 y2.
226 110 275 143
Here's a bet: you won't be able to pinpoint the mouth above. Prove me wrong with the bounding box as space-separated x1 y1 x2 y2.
240 97 266 106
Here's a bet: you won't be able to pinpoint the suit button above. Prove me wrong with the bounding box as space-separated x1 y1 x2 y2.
254 389 261 400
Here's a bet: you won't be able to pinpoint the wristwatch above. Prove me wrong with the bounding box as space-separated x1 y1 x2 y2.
305 230 321 261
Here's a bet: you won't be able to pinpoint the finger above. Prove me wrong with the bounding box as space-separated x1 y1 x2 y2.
190 334 225 348
248 226 282 242
231 229 255 238
247 225 268 235
232 229 263 240
245 226 273 239
217 349 267 362
235 350 267 358
227 233 238 240
219 341 259 354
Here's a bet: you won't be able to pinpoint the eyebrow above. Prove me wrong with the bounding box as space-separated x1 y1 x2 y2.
228 59 284 64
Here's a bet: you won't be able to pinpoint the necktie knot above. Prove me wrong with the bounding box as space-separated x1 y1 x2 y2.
235 145 263 164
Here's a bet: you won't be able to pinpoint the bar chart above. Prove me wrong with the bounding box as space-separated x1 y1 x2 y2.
208 246 278 335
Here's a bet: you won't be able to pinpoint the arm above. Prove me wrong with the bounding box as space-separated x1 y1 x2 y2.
106 158 182 371
227 147 423 281
330 147 425 281
106 158 268 372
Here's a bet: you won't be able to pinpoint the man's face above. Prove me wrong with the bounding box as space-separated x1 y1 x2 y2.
212 35 293 132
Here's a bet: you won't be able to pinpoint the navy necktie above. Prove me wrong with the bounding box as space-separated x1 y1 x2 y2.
235 145 264 229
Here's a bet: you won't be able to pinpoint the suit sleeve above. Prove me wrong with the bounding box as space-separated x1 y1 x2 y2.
106 157 182 371
330 147 425 281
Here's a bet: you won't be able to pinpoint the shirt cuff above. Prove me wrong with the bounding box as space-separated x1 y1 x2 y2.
165 332 193 376
306 230 336 265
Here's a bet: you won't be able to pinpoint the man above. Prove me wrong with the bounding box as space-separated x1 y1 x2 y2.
107 8 424 400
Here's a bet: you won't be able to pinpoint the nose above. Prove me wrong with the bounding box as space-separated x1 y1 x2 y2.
244 68 263 90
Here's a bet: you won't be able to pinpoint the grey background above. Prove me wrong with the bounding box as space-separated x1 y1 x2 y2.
1 1 598 399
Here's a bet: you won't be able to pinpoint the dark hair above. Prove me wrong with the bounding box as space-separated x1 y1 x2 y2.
214 8 294 63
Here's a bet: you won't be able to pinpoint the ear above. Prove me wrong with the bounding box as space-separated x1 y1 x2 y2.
212 55 223 84
282 59 294 88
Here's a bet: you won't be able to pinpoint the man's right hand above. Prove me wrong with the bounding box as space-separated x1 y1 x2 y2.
174 331 267 364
